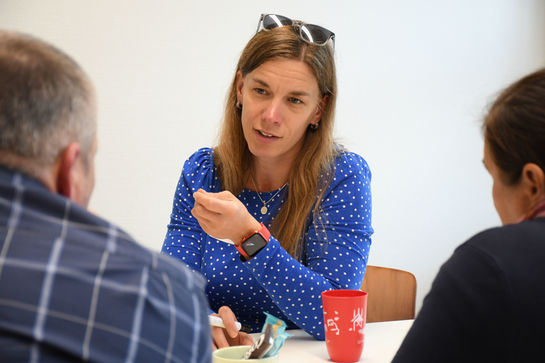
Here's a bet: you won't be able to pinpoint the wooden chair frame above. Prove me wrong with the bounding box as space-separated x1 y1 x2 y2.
361 265 416 323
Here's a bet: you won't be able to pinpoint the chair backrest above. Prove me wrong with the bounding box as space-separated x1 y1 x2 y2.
360 265 416 323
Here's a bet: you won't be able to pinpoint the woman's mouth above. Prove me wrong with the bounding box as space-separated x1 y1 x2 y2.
255 129 280 143
258 130 276 138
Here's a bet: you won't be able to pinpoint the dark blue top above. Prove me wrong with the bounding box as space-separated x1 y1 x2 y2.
393 218 545 362
162 147 373 340
0 166 211 363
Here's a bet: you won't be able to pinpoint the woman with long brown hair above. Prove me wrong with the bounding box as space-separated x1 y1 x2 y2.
393 68 545 362
162 14 373 348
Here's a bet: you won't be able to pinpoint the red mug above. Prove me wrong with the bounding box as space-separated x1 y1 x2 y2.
321 289 367 362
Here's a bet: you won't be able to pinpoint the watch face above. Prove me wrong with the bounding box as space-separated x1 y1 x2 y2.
242 233 268 256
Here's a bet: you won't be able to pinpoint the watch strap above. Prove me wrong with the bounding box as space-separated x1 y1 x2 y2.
235 223 270 259
235 243 251 260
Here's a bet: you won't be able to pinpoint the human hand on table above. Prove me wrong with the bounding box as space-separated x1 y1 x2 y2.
192 189 261 245
211 306 254 350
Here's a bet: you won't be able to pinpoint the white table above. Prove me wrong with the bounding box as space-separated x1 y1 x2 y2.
275 320 413 362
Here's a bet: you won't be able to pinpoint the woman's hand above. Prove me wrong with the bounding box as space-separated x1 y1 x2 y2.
211 306 254 350
192 189 261 244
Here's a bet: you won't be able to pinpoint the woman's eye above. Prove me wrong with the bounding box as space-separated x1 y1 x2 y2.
255 88 267 95
289 97 303 104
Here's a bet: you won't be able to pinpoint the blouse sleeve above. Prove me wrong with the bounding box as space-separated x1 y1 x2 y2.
242 151 373 340
161 148 219 271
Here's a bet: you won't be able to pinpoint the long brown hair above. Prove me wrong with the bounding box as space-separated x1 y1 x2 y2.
214 26 338 257
483 68 545 185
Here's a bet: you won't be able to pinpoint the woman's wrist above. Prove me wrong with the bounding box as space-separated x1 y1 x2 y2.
233 218 262 246
235 222 271 261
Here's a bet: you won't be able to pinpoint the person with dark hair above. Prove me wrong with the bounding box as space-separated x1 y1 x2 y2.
162 14 373 348
0 31 211 362
393 68 545 362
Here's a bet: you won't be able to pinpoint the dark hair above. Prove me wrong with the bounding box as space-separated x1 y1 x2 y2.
483 68 545 185
0 31 96 174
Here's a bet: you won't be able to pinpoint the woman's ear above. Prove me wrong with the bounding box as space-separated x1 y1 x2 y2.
235 71 244 105
521 163 545 204
311 94 328 124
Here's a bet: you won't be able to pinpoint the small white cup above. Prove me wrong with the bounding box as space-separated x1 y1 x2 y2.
213 346 279 363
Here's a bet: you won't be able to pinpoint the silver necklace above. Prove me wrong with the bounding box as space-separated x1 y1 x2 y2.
251 177 287 215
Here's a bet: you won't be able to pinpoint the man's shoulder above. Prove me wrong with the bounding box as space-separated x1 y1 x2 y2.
0 167 206 292
79 221 207 291
150 250 207 289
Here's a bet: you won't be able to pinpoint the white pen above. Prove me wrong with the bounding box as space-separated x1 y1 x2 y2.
209 315 242 331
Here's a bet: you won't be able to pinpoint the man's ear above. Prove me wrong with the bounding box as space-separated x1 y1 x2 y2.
521 163 545 205
56 142 81 200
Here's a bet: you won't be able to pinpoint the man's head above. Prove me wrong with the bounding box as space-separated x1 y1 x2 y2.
0 31 97 206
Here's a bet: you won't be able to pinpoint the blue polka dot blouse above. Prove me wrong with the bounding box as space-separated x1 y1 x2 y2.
162 147 373 340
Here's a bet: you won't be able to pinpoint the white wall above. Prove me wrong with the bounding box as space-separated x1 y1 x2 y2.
1 0 544 310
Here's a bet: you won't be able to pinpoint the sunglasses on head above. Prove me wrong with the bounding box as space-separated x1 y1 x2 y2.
256 14 335 48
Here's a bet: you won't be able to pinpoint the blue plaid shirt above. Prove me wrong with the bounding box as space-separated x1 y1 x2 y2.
0 166 211 363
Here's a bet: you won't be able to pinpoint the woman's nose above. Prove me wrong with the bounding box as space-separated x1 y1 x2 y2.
263 98 282 124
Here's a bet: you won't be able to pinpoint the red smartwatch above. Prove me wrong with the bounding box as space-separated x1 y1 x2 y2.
235 223 270 260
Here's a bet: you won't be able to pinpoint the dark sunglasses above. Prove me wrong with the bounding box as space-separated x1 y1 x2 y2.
256 14 335 48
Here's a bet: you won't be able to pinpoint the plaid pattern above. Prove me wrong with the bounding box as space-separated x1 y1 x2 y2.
0 166 211 363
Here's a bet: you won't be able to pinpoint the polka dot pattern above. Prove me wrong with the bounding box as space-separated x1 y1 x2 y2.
162 147 373 340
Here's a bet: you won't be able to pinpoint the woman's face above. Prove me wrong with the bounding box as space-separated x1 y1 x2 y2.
236 58 324 167
483 140 528 224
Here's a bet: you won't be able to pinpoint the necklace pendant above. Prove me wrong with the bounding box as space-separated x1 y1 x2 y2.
261 205 268 215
